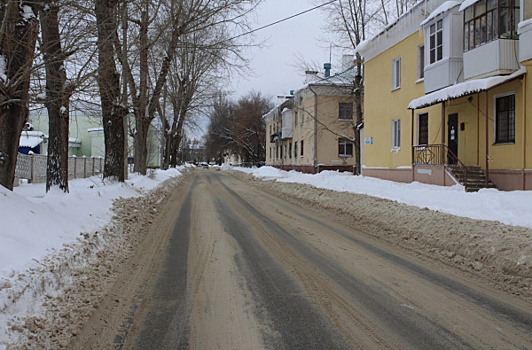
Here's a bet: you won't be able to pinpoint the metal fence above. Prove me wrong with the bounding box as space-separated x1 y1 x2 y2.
15 153 104 183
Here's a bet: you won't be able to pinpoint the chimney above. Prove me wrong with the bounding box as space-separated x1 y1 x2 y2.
305 70 318 84
324 63 331 78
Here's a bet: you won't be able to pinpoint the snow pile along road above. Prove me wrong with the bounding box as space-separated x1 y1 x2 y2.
235 167 532 300
0 168 186 349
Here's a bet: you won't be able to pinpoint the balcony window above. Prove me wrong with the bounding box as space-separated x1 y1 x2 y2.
429 20 443 64
464 0 519 51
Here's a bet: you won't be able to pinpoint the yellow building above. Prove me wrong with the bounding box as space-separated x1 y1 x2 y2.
264 64 358 173
359 0 531 191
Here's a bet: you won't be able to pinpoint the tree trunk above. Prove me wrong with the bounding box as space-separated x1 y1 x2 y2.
40 2 70 193
0 2 40 190
132 2 149 174
95 0 127 181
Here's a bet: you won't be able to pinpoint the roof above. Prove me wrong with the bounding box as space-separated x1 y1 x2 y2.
408 67 526 109
420 1 461 27
306 66 357 88
459 0 480 11
357 0 450 62
19 136 44 148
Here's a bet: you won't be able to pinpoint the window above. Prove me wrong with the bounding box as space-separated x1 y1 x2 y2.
338 138 353 157
418 113 429 145
294 141 298 158
391 119 401 149
392 56 401 90
417 44 425 80
464 0 520 51
289 142 292 159
300 140 304 156
339 103 354 120
495 93 515 143
429 20 443 64
294 110 298 125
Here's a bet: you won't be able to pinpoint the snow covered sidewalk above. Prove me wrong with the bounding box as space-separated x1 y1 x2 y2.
233 166 532 229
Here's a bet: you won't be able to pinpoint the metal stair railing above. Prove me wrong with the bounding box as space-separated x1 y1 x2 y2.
413 144 470 191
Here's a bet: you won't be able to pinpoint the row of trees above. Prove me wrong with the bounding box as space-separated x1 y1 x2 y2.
0 0 260 192
205 91 272 165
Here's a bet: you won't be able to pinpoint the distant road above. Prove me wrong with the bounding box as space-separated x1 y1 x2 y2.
73 169 532 349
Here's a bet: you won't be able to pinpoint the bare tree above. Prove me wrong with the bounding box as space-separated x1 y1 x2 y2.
206 91 271 165
121 0 260 174
0 2 40 190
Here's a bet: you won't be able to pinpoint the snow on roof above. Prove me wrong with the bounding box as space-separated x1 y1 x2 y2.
87 127 104 133
409 67 526 109
420 1 461 27
19 136 44 148
459 0 480 11
69 138 81 147
296 66 356 93
519 18 532 33
21 130 46 138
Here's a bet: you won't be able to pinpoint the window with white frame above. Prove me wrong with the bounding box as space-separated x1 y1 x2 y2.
429 19 443 64
417 44 425 80
338 138 354 157
495 93 515 143
391 119 401 149
392 56 401 90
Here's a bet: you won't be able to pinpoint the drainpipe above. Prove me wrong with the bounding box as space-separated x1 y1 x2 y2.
485 90 490 188
309 85 318 174
441 101 446 185
411 108 415 182
523 74 527 190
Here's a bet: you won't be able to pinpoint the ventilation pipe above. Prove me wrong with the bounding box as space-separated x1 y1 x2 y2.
324 63 331 78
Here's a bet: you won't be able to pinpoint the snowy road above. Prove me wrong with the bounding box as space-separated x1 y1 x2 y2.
72 169 532 349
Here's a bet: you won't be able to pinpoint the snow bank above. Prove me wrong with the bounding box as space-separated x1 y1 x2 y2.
0 168 184 348
234 166 532 229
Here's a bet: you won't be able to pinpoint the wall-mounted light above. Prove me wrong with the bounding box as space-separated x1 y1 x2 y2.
468 96 473 103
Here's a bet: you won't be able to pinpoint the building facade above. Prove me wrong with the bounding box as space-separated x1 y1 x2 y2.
264 65 358 173
359 0 532 190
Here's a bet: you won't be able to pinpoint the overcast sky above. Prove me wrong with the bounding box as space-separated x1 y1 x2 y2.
230 0 338 102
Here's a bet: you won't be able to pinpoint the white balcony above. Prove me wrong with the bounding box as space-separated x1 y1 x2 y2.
518 19 532 63
463 39 521 80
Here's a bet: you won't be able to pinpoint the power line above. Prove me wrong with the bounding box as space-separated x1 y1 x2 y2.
224 0 337 43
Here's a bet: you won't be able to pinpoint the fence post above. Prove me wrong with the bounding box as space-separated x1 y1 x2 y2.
30 153 35 183
83 157 87 178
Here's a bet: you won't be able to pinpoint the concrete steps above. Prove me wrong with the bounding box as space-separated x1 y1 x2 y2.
447 165 497 192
